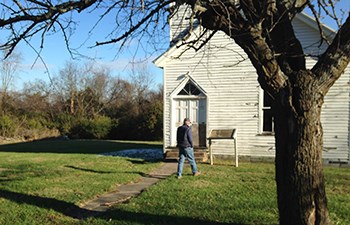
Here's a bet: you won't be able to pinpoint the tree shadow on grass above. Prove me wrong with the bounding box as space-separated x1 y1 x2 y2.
0 189 247 225
0 178 24 183
62 166 171 181
0 189 96 219
64 165 116 174
64 165 152 177
0 139 162 154
127 159 148 164
98 208 244 225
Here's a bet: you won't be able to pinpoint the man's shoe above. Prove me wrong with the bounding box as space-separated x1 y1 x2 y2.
193 171 201 176
177 175 182 179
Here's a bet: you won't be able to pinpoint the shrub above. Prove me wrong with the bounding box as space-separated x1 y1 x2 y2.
26 118 44 130
89 116 115 139
54 113 77 135
69 116 114 139
0 114 19 137
142 100 163 140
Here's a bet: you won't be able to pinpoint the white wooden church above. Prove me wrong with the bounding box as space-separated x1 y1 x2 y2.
154 5 350 164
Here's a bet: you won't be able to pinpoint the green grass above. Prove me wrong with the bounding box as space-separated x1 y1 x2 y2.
0 140 349 225
95 163 278 225
88 163 350 225
323 166 350 225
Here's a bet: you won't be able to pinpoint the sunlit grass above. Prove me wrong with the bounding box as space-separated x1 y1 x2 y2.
87 163 349 225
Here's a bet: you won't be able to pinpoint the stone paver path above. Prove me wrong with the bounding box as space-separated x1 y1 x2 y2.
79 162 177 216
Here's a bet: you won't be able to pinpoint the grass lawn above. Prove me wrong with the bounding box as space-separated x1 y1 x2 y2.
89 163 350 225
0 140 162 225
1 140 349 225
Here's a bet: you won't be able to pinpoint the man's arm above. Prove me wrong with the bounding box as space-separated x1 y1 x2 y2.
187 127 193 147
176 127 180 146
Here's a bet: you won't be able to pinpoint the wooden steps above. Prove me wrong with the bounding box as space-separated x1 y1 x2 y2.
164 148 208 162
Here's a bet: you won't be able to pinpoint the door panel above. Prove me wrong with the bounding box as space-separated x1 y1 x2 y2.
174 99 206 147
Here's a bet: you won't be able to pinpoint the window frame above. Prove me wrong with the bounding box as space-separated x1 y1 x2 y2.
258 87 274 135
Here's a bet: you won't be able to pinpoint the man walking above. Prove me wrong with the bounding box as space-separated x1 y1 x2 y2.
176 118 200 179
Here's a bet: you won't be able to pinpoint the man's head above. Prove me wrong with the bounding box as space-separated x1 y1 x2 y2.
183 118 191 126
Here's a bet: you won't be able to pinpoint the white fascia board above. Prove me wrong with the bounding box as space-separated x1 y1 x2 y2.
169 73 207 98
153 26 204 68
295 12 336 39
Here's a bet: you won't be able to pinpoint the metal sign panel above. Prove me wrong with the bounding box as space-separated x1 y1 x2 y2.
208 129 236 139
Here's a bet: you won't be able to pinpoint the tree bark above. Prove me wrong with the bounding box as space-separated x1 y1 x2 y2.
274 70 331 225
196 5 333 223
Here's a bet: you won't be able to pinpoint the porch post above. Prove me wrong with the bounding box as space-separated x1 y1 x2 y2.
234 138 238 167
209 139 213 165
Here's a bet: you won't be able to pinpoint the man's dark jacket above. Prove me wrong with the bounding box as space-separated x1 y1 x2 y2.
177 124 193 148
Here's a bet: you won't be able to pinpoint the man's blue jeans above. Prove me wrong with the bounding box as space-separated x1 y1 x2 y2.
177 147 198 177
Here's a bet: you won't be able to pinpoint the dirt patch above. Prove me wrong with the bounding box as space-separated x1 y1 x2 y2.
0 136 25 145
0 132 64 145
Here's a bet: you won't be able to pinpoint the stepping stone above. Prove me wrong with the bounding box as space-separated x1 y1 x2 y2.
79 162 177 215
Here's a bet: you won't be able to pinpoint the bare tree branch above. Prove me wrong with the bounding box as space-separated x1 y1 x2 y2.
313 15 350 93
94 0 173 46
308 2 331 46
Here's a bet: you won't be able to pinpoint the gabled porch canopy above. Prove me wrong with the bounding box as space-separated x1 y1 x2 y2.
169 73 207 98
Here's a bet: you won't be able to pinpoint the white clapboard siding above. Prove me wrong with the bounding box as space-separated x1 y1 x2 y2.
320 67 350 160
163 30 275 157
293 15 350 161
158 12 350 162
169 4 193 45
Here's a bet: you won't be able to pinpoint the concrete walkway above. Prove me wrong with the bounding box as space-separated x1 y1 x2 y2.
79 162 177 215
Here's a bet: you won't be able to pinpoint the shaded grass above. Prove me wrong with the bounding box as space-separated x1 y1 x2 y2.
0 139 162 154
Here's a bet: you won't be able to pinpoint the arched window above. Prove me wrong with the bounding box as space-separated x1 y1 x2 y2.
178 82 203 96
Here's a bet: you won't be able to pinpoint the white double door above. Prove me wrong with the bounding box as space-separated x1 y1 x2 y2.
173 98 206 147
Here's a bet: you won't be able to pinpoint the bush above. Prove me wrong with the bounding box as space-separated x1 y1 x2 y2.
26 118 44 130
0 114 60 140
113 115 139 140
142 100 163 140
0 114 19 137
24 113 55 130
69 116 115 139
54 114 77 135
110 101 163 141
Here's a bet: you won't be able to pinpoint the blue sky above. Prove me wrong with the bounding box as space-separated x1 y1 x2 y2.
6 6 169 90
4 1 350 90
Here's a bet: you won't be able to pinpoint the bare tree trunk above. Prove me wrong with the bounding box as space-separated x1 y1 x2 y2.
274 70 331 225
70 90 75 115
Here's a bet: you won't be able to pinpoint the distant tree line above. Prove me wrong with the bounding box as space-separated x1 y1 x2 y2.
0 58 163 141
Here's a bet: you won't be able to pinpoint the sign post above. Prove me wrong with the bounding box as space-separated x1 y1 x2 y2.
207 129 238 167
